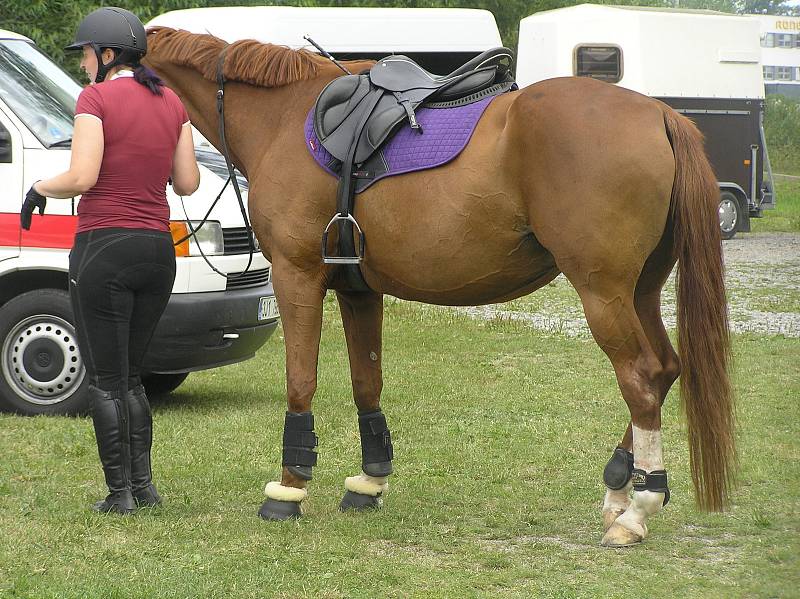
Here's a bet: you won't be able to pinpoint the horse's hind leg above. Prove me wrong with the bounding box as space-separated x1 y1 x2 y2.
566 267 672 546
601 245 680 531
335 290 393 511
602 424 634 531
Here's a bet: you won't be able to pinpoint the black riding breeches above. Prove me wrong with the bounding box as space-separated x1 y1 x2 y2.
69 228 176 393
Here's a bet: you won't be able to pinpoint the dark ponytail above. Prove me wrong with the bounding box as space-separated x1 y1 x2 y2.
108 47 164 95
133 64 164 96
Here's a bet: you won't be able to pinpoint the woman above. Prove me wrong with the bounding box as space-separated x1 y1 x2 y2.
21 7 200 514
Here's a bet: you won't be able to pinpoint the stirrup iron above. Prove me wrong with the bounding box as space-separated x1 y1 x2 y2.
322 212 365 264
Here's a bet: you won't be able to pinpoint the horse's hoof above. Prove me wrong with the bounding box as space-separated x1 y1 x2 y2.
258 498 302 521
602 509 625 531
601 521 645 547
339 490 383 512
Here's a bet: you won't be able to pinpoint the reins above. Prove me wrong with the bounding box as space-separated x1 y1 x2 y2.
173 43 255 279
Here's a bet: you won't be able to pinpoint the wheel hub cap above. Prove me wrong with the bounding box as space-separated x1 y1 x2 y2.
2 315 85 406
719 198 737 233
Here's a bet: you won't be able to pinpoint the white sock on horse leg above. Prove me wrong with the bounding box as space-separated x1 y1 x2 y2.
613 425 666 537
344 473 388 496
603 480 633 514
632 425 664 471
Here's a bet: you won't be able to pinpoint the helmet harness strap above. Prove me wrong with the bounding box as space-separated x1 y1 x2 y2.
92 44 143 84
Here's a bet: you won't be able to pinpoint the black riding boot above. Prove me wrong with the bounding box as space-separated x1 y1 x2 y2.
128 384 161 507
89 386 135 514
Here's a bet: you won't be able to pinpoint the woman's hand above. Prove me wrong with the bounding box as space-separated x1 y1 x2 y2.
20 185 47 230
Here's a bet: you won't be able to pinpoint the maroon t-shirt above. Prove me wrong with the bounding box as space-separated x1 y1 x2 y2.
74 74 189 233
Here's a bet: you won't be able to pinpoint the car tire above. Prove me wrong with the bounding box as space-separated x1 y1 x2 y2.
719 191 741 241
0 289 88 416
141 372 189 396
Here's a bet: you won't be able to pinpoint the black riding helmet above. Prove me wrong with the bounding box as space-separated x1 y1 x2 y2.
65 7 147 84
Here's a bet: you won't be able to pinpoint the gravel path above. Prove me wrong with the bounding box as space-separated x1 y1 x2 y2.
456 232 800 338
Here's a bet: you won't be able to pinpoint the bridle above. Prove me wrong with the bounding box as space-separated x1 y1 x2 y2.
173 43 255 278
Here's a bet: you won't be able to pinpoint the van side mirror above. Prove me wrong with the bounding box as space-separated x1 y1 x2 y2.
0 124 11 163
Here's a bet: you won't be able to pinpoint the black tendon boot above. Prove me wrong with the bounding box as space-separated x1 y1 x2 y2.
127 384 161 507
89 386 135 514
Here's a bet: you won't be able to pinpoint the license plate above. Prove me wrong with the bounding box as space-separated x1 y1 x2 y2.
258 296 279 321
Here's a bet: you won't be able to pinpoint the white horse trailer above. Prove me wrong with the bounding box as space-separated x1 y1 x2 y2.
148 6 502 74
517 4 774 239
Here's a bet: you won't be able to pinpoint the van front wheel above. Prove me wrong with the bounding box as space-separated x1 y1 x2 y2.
0 289 89 416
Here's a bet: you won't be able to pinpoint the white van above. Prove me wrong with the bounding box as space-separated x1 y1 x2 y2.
0 29 279 416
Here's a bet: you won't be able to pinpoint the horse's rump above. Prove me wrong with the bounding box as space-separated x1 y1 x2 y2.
350 79 675 303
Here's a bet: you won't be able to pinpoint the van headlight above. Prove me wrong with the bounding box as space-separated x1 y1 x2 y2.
169 221 224 257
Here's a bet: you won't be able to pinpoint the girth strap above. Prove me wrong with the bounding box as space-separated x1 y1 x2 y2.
394 92 422 132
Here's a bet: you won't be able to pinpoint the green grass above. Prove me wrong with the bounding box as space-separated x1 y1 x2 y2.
765 145 800 177
754 177 800 233
1 295 799 598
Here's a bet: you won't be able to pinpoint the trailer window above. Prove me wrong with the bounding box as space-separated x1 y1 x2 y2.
573 46 622 83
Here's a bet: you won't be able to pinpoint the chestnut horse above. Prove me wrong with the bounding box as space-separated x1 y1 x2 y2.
144 28 735 546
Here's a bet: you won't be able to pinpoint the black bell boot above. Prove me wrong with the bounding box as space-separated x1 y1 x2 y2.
89 386 135 514
127 384 161 507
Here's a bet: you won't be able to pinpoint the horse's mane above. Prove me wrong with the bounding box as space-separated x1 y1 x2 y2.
146 27 328 87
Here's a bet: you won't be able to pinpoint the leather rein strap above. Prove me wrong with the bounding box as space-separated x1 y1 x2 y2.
171 45 255 279
213 45 255 276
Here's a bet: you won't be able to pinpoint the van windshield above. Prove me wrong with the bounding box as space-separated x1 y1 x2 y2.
0 39 82 147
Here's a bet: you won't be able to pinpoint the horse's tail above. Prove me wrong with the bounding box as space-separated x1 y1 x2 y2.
663 106 735 511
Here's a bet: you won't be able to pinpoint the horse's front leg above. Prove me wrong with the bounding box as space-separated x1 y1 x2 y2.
259 264 327 521
335 290 393 511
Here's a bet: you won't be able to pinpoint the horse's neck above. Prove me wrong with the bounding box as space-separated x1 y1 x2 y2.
211 63 371 177
160 60 372 179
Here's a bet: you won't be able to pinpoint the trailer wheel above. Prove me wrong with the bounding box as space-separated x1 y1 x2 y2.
0 289 89 416
719 191 741 240
141 372 189 396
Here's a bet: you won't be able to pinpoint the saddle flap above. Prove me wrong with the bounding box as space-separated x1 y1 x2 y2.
359 97 408 163
314 75 372 142
314 74 376 162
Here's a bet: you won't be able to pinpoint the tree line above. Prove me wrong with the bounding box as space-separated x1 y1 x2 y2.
1 0 798 77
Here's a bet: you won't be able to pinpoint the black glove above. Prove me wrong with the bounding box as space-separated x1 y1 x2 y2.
21 184 46 230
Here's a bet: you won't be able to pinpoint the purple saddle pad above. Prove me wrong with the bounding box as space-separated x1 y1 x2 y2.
304 95 497 193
